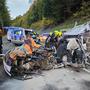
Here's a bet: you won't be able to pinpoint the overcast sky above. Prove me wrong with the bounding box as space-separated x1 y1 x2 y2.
6 0 33 19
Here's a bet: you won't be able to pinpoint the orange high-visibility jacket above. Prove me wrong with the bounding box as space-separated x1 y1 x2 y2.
23 38 41 55
31 38 41 48
24 44 33 55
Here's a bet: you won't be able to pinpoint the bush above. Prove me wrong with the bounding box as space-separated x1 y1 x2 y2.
30 18 54 30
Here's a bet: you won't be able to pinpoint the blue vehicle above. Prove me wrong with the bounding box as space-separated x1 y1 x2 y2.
5 27 26 44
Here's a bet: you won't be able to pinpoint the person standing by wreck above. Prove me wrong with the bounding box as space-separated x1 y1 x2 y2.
0 27 3 54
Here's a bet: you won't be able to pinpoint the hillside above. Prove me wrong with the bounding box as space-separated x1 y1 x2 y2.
12 0 90 31
0 0 10 26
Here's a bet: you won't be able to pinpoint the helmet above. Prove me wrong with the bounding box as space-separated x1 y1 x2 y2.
54 31 59 36
59 31 62 37
54 30 58 33
33 32 36 35
50 32 52 36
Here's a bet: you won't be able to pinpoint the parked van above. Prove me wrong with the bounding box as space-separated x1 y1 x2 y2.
6 27 26 44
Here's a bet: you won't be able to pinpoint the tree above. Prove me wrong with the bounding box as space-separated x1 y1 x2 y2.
42 0 53 18
12 0 90 28
0 0 10 26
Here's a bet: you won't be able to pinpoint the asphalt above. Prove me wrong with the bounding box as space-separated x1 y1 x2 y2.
0 68 90 90
0 36 14 85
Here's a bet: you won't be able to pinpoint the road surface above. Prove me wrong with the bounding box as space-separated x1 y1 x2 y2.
0 36 90 90
0 68 90 90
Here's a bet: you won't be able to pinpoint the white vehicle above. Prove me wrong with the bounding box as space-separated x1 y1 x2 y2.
6 27 26 44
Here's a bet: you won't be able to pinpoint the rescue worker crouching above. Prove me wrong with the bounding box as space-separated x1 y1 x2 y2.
19 34 41 70
8 34 41 70
23 34 41 55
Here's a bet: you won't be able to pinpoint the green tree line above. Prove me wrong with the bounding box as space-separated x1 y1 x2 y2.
0 0 10 27
12 0 90 29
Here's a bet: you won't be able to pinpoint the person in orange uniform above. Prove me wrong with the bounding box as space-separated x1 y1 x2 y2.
21 35 41 69
23 34 41 55
8 34 41 68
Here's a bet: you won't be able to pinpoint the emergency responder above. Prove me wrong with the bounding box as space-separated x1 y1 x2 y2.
8 34 41 69
0 27 3 54
45 30 62 49
56 37 69 67
23 34 41 55
45 32 52 48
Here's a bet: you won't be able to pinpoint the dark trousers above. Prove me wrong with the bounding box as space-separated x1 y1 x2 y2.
72 49 83 63
56 44 67 63
0 36 2 54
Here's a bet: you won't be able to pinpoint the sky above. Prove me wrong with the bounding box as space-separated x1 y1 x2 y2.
6 0 33 19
